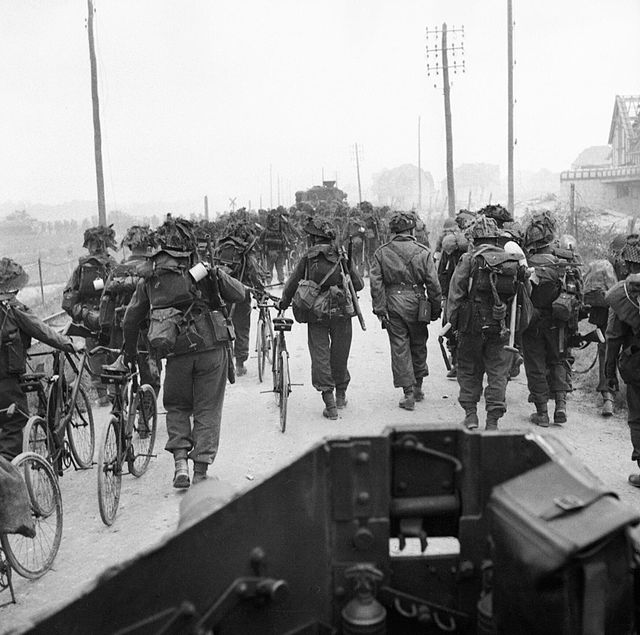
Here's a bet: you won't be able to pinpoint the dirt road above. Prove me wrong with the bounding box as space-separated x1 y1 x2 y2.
3 291 639 633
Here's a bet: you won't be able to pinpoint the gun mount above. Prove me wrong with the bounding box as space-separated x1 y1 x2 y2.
26 425 639 634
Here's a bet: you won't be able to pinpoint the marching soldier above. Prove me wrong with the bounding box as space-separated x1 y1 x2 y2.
279 216 364 419
62 225 118 406
260 209 289 284
123 218 246 489
0 258 83 460
370 212 442 410
446 216 522 430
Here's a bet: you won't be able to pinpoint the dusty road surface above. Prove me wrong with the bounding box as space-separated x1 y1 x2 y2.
2 291 639 633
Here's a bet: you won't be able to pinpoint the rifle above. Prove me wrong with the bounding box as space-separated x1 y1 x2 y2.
438 335 452 371
339 246 366 331
207 236 236 384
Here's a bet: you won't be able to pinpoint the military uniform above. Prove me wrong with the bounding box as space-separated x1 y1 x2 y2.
370 213 442 410
261 212 289 284
605 274 640 486
62 226 117 404
0 259 78 459
123 219 246 488
280 217 363 418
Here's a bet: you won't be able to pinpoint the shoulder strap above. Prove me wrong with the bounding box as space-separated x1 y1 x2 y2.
318 261 340 287
388 242 419 286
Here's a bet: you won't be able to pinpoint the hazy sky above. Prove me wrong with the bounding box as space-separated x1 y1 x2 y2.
1 0 638 213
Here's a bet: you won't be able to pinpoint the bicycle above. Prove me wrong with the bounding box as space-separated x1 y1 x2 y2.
253 291 275 383
22 348 95 474
95 350 158 526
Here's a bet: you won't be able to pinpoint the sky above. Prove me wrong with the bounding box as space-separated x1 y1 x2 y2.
0 0 638 215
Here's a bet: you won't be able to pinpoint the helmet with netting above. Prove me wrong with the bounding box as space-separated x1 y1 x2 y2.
155 216 197 255
524 210 556 249
622 234 640 263
0 258 29 293
83 225 116 251
478 204 513 227
388 212 416 233
304 215 336 240
467 215 500 241
121 225 157 250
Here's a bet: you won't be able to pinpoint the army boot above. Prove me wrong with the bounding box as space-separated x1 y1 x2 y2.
601 392 614 417
192 462 208 485
485 410 501 431
413 378 425 402
399 387 415 411
554 391 567 424
172 450 190 489
322 390 338 420
235 359 247 377
335 388 348 409
460 403 479 430
530 402 549 427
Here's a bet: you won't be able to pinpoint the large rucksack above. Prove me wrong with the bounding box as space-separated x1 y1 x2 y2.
213 237 246 279
471 245 520 302
529 255 562 309
98 261 140 329
77 255 111 299
583 259 617 308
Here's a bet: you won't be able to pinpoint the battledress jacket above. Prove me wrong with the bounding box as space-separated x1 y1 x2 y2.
122 264 246 359
280 244 364 320
0 298 75 380
370 235 442 320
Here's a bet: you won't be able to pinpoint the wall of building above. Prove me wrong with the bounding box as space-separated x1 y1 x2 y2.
560 179 640 214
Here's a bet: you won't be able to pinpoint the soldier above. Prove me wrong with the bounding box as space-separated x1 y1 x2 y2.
213 222 266 377
605 273 640 486
435 217 469 378
370 212 442 410
446 216 522 430
279 216 364 419
123 217 246 489
260 209 289 284
0 258 83 460
99 225 161 395
62 225 118 406
521 212 573 426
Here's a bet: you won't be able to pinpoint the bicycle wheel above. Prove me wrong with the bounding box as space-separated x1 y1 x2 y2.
256 318 266 383
128 385 157 477
1 452 63 579
22 416 52 463
279 350 290 434
272 339 281 405
66 386 95 469
97 417 122 526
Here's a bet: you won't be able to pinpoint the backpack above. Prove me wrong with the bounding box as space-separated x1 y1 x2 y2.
529 263 562 309
471 245 520 302
146 254 199 356
583 259 617 308
98 262 139 329
77 255 110 299
213 237 246 279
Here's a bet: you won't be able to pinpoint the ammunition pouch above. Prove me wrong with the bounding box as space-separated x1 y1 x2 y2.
148 307 186 358
551 292 577 323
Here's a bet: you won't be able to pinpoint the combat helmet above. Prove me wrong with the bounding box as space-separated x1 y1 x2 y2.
621 234 640 264
478 204 513 227
0 258 29 294
523 210 556 250
455 209 476 231
155 216 197 257
443 217 457 232
121 225 157 251
304 215 336 241
467 215 500 242
83 225 117 251
388 212 416 233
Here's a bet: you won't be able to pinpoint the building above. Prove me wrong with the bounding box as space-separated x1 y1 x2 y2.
561 95 640 213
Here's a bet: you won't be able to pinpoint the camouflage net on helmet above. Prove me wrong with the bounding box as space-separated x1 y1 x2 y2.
304 215 336 240
0 258 29 292
155 217 197 252
83 225 117 250
478 204 513 226
622 234 640 264
121 225 157 250
388 212 416 233
466 215 500 241
524 210 556 249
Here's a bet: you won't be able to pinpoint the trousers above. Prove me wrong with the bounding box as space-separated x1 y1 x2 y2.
457 332 512 414
385 312 428 388
266 250 286 284
307 318 352 392
0 377 29 461
232 296 252 363
163 347 228 464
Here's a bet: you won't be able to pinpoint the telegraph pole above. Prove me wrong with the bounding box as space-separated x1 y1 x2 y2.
269 164 273 208
87 0 106 226
417 116 422 211
204 195 209 220
507 0 514 214
426 24 465 217
353 143 363 205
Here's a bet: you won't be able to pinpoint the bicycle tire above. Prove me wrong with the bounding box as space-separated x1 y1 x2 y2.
1 452 63 579
257 318 266 383
128 384 157 477
66 387 95 468
272 339 281 406
97 417 122 526
22 416 53 464
279 350 290 433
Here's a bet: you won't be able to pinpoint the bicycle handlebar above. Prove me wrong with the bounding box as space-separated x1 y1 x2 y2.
87 346 122 357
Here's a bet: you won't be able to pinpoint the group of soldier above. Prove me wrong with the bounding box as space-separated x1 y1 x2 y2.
2 199 640 489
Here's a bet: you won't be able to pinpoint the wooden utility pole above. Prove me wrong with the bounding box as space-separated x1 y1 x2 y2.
87 0 106 226
507 0 514 215
204 195 209 220
442 24 455 217
426 24 464 218
417 116 422 211
569 183 576 237
354 143 363 205
270 164 273 208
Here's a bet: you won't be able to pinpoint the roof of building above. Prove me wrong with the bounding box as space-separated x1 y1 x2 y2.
571 145 611 169
608 95 640 145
